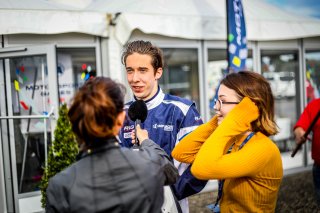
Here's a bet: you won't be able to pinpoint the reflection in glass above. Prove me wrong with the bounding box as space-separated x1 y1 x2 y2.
10 56 50 118
160 48 200 109
305 50 320 102
14 119 51 193
2 49 98 196
305 50 320 164
261 50 299 153
207 49 253 117
8 56 52 193
57 48 97 105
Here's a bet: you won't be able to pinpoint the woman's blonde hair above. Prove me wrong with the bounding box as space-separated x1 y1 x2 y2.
221 71 278 136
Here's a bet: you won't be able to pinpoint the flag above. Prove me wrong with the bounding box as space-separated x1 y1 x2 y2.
227 0 247 72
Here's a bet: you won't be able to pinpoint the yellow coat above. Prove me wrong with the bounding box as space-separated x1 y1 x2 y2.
172 97 283 212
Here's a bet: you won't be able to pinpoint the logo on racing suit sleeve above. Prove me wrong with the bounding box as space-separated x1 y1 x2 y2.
123 125 134 138
123 132 132 139
195 116 201 121
153 123 173 131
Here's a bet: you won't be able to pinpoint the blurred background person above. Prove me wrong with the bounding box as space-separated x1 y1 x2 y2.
294 98 320 205
46 77 178 213
172 71 283 212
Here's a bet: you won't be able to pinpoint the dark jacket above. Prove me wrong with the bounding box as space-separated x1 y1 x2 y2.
46 137 178 213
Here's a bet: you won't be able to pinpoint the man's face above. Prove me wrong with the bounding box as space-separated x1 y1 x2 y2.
125 53 162 101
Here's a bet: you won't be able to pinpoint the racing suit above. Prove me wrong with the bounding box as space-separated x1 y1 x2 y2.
119 87 207 213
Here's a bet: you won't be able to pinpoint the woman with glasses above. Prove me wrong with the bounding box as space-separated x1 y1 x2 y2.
172 71 283 212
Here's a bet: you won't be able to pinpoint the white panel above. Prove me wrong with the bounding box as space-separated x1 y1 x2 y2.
199 180 218 193
281 152 304 170
307 151 313 165
19 195 43 213
0 10 108 37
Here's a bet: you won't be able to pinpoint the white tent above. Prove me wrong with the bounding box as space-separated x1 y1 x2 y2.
0 0 109 36
94 0 320 43
1 0 320 43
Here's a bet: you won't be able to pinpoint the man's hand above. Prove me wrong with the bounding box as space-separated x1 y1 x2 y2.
294 127 306 145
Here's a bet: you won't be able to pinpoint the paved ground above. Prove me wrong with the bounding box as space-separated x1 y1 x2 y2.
188 169 320 213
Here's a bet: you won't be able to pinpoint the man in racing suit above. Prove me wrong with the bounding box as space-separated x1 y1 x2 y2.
119 40 207 213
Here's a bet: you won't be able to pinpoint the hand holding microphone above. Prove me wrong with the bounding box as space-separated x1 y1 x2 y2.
128 100 148 149
132 124 149 145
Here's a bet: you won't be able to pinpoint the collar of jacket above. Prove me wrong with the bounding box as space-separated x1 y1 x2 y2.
132 86 165 110
77 137 119 160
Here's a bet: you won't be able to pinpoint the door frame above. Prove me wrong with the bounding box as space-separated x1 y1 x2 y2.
0 44 58 213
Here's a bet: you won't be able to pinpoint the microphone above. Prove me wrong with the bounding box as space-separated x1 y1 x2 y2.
128 100 148 148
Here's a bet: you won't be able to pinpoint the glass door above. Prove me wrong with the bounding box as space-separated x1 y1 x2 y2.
260 49 303 170
0 45 58 213
305 50 320 166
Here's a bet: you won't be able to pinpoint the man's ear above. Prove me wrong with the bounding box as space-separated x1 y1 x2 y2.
155 68 163 80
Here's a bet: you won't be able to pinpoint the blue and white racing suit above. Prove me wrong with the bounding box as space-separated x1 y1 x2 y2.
119 88 207 213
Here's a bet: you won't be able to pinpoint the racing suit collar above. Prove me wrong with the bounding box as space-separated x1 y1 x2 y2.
133 86 165 110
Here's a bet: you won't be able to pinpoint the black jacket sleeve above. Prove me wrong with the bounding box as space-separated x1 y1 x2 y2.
140 139 179 185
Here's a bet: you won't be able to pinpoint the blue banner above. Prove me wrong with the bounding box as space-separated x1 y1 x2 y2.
227 0 247 72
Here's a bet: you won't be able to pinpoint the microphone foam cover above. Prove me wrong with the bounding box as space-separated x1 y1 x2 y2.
128 100 148 122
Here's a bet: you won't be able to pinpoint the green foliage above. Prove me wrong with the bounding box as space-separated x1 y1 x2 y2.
40 104 78 208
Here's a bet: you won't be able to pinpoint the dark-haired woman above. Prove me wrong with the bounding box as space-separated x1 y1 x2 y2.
46 77 178 213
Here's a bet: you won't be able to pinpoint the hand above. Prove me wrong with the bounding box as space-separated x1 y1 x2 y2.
294 127 307 145
241 97 260 122
131 124 149 145
226 97 259 127
131 131 137 145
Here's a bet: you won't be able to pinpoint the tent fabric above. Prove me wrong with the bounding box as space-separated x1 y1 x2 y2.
0 0 108 36
0 10 108 36
1 0 320 42
0 0 77 10
111 0 320 43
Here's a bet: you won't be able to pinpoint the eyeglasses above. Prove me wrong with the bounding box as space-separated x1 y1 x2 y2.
214 98 239 111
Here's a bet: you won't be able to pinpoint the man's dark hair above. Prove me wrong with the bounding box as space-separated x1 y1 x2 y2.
121 40 164 72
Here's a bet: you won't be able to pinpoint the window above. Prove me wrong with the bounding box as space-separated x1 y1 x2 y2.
305 50 320 164
305 50 320 102
160 48 200 109
261 50 299 153
57 48 97 105
8 55 51 193
9 48 97 193
207 49 253 117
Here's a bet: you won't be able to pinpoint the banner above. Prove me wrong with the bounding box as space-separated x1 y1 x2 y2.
227 0 247 72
